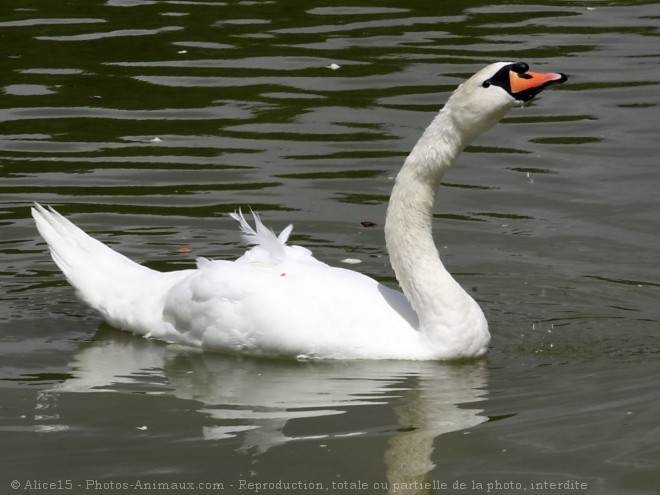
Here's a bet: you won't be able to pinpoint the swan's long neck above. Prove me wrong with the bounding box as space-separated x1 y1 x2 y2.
385 106 490 354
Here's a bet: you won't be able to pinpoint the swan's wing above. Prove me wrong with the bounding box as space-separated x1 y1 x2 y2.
161 258 419 359
159 212 419 357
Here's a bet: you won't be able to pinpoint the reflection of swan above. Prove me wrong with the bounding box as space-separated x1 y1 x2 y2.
32 62 566 360
42 328 487 477
385 366 487 494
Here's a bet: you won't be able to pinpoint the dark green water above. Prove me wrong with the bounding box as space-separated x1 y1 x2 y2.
1 1 659 494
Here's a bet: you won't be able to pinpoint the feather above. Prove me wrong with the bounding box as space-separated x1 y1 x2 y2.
229 209 293 263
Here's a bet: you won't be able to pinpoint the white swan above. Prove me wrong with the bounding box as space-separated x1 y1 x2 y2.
32 61 566 360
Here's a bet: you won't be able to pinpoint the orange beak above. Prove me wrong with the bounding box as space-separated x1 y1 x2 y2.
509 69 567 101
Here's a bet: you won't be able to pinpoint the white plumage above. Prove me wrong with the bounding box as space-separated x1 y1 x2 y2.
33 61 566 360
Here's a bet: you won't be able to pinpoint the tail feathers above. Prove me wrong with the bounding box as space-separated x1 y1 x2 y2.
32 203 157 321
230 209 293 263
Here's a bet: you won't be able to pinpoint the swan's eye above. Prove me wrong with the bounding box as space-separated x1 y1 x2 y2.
482 80 491 88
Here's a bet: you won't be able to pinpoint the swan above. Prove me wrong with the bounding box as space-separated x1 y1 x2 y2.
32 61 566 360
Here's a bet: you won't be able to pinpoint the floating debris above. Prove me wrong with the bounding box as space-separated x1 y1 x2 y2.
325 63 341 70
176 246 193 253
360 221 376 228
341 258 362 265
150 137 163 143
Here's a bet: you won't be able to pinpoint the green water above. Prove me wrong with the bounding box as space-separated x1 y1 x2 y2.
1 1 659 493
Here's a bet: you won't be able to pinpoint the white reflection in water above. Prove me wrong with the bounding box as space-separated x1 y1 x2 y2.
40 328 487 486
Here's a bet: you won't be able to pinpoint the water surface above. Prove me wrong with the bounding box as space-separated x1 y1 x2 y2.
1 1 659 493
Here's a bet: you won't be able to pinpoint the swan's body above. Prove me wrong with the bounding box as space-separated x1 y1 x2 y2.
33 62 566 360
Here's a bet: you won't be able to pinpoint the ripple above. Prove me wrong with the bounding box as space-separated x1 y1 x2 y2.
213 18 270 26
307 7 409 16
36 25 183 41
108 56 365 70
0 104 253 122
172 41 234 50
19 68 86 75
0 18 105 27
271 16 464 35
3 84 56 96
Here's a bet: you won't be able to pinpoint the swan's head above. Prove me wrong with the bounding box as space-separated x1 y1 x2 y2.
478 61 567 104
446 61 567 139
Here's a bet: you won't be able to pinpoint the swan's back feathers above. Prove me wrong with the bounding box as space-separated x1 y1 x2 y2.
230 209 292 246
230 209 314 266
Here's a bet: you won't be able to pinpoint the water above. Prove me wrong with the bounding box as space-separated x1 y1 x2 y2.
1 0 659 493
